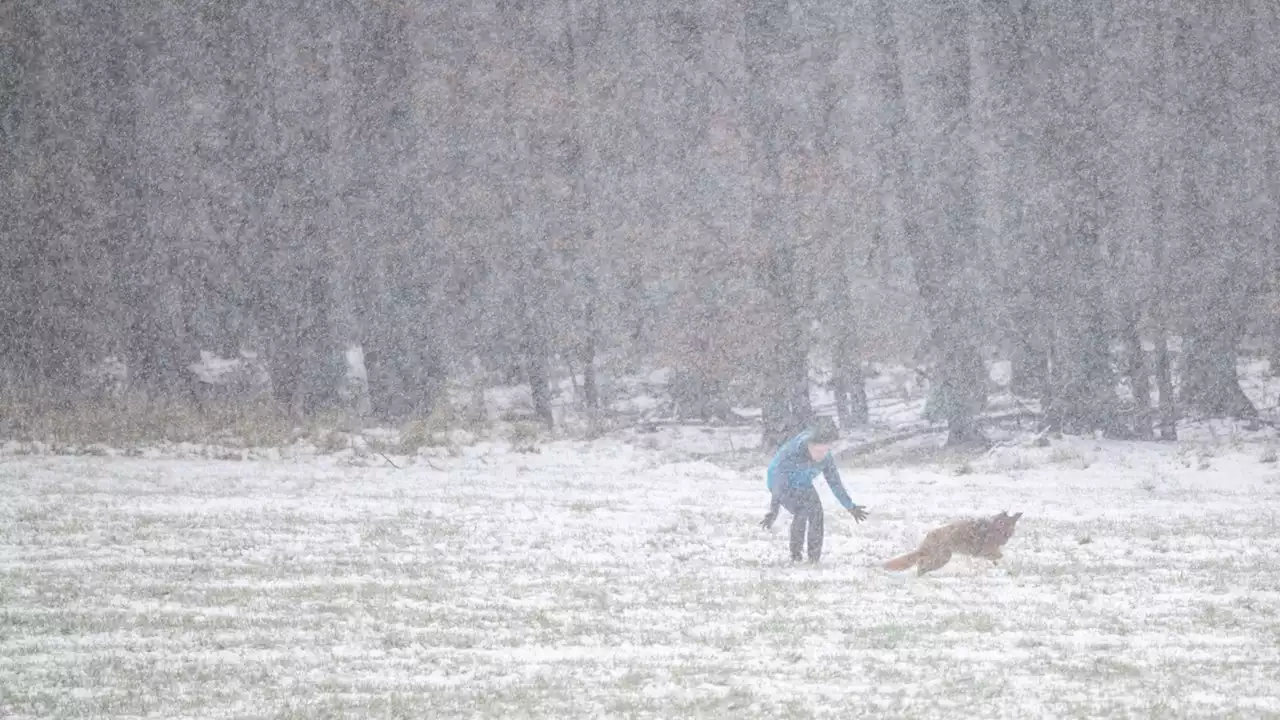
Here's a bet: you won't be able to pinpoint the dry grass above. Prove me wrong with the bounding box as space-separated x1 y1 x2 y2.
0 391 298 449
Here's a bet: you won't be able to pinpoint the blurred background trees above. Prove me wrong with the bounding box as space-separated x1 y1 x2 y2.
2 0 1277 445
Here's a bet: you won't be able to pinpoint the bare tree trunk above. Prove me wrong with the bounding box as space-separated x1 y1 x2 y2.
931 315 988 447
1180 335 1255 419
581 297 599 409
528 348 554 429
1170 5 1256 422
1009 305 1048 400
849 367 868 425
829 195 867 427
1269 314 1280 379
759 242 812 448
1270 162 1280 376
829 264 868 428
813 12 862 430
521 244 555 430
269 300 304 415
1265 136 1280 376
981 0 1045 404
831 357 851 429
1145 5 1179 441
1172 191 1255 421
495 2 556 431
1153 334 1177 440
1039 1 1120 436
831 330 867 427
1123 306 1153 439
740 3 811 449
888 0 986 447
1152 159 1178 440
564 0 599 412
324 23 369 419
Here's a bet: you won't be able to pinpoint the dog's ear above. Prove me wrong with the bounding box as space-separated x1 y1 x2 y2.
1012 511 1023 521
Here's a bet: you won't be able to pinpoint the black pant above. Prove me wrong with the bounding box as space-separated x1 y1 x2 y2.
780 484 824 561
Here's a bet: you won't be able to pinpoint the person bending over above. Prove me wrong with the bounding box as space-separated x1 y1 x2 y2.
760 417 868 563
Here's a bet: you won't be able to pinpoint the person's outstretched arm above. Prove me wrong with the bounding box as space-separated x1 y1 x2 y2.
822 454 868 521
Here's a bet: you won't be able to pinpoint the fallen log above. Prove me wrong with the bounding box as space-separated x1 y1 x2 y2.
831 410 1041 461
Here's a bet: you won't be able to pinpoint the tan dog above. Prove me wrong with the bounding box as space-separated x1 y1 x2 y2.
883 511 1023 575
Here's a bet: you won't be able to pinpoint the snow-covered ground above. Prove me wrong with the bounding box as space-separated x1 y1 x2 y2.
3 427 1280 718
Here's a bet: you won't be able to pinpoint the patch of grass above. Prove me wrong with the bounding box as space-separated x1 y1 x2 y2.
391 402 470 456
1139 467 1166 493
935 612 997 633
509 421 543 454
861 623 910 648
395 420 441 455
1049 445 1093 469
1198 603 1241 629
1092 657 1144 678
615 668 654 690
568 499 609 514
1178 446 1214 470
0 391 298 449
381 629 413 651
317 431 351 454
275 693 429 720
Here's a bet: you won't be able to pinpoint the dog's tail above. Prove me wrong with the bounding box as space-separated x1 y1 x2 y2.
883 549 922 572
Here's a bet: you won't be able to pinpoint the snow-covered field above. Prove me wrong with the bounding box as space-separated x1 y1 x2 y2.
3 429 1280 719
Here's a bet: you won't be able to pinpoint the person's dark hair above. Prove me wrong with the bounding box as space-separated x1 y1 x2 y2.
807 416 839 444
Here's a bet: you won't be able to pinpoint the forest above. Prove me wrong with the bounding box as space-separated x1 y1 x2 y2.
2 0 1278 448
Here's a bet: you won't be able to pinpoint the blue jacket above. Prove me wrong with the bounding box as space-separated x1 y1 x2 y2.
766 430 856 511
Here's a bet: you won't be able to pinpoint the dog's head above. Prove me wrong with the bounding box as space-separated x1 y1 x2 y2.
987 510 1023 545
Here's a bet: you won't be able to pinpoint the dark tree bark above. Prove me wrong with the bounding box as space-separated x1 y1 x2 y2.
1268 137 1280 376
563 0 599 412
759 242 812 449
525 319 555 430
741 2 811 449
828 240 868 429
1153 333 1177 440
886 0 987 447
985 0 1047 403
1180 332 1256 419
124 9 202 400
1143 7 1180 441
517 243 556 430
1039 0 1120 436
493 1 557 431
125 289 196 398
581 296 599 410
1009 304 1048 400
1270 192 1280 380
832 330 868 428
1170 5 1256 421
928 312 988 447
1151 170 1178 440
1123 306 1153 439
